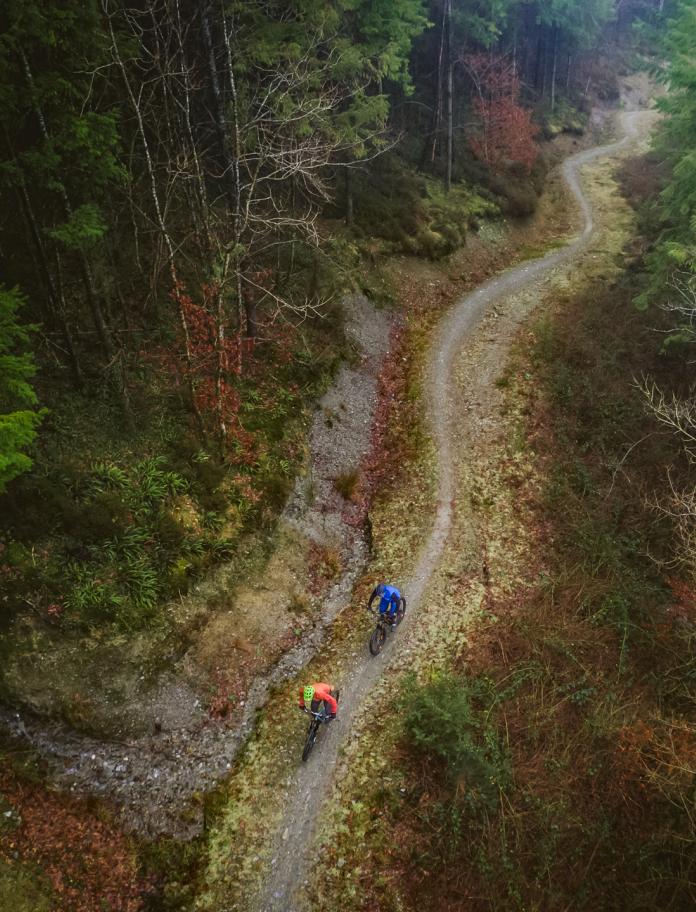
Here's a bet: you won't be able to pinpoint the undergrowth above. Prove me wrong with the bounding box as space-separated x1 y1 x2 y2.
329 151 500 259
401 672 510 813
0 738 144 911
379 155 696 911
0 317 343 641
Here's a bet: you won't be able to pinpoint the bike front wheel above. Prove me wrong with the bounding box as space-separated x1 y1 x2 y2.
302 719 319 761
369 622 387 656
395 596 406 625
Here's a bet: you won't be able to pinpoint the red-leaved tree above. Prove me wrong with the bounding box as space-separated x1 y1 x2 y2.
462 54 539 173
146 281 245 454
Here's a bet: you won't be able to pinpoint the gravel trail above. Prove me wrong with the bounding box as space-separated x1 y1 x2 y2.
257 108 651 912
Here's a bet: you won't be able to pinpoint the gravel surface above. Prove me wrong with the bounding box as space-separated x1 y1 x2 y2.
257 107 654 912
0 293 394 839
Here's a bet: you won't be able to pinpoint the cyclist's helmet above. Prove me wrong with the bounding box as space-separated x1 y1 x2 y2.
303 685 315 704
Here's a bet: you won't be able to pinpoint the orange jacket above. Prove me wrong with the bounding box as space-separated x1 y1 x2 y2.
298 682 338 716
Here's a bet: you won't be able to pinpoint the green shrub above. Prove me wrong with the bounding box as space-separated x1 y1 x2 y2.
401 672 510 811
78 491 131 543
330 152 424 245
488 155 549 217
541 98 589 139
165 557 192 597
64 564 124 622
262 470 293 511
191 455 227 495
154 510 187 551
327 152 499 258
53 459 206 629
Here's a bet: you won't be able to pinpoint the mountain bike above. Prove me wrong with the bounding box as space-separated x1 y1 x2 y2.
368 596 406 656
300 690 340 761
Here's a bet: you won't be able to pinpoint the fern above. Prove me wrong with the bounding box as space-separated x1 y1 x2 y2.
65 564 124 619
89 461 129 493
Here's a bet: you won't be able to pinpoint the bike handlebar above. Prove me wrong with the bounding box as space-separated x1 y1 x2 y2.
300 707 330 720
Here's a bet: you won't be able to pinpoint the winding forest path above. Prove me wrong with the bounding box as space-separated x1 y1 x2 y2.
254 107 653 912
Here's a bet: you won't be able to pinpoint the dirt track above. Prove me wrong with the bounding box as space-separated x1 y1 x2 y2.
253 107 654 912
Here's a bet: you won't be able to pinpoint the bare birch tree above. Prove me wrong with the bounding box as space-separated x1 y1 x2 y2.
640 271 696 576
99 0 381 450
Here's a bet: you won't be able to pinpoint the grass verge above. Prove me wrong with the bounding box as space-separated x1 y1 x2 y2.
313 145 696 911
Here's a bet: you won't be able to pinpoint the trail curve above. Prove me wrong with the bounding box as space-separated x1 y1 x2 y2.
257 108 651 912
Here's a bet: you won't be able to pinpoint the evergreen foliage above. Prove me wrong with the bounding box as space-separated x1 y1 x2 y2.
649 0 696 279
0 286 43 492
402 672 510 810
0 0 659 631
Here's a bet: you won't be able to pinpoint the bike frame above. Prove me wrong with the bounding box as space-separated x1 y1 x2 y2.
300 706 331 761
368 599 405 656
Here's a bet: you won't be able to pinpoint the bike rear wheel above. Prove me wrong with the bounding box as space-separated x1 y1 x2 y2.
302 719 319 761
369 622 387 656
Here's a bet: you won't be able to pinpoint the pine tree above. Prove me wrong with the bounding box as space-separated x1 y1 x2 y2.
653 0 696 271
0 286 44 491
0 0 124 373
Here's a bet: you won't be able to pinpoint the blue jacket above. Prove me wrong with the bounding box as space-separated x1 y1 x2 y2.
369 583 401 616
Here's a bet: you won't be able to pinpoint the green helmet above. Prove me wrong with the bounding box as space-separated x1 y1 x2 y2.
303 685 315 704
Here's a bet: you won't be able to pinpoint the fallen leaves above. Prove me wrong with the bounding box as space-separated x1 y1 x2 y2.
0 760 144 911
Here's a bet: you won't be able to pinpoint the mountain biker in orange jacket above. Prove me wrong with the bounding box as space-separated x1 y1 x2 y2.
298 682 338 720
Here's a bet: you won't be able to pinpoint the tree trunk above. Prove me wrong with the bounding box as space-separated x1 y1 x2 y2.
420 1 447 171
105 3 207 440
14 176 83 385
53 252 84 386
200 4 237 212
19 47 115 362
534 28 545 93
550 26 559 113
221 9 249 340
244 297 258 340
214 259 230 456
79 257 115 361
445 0 453 193
540 27 549 98
345 166 354 226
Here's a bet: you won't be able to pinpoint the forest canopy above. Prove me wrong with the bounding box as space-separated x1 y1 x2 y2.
0 0 665 635
0 0 646 457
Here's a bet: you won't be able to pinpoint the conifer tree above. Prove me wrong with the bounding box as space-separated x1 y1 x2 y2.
0 286 43 491
652 0 696 272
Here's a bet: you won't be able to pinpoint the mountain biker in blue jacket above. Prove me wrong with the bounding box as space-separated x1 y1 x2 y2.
368 583 403 627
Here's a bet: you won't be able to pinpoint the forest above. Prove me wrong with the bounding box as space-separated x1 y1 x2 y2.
0 0 655 635
2 0 696 910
